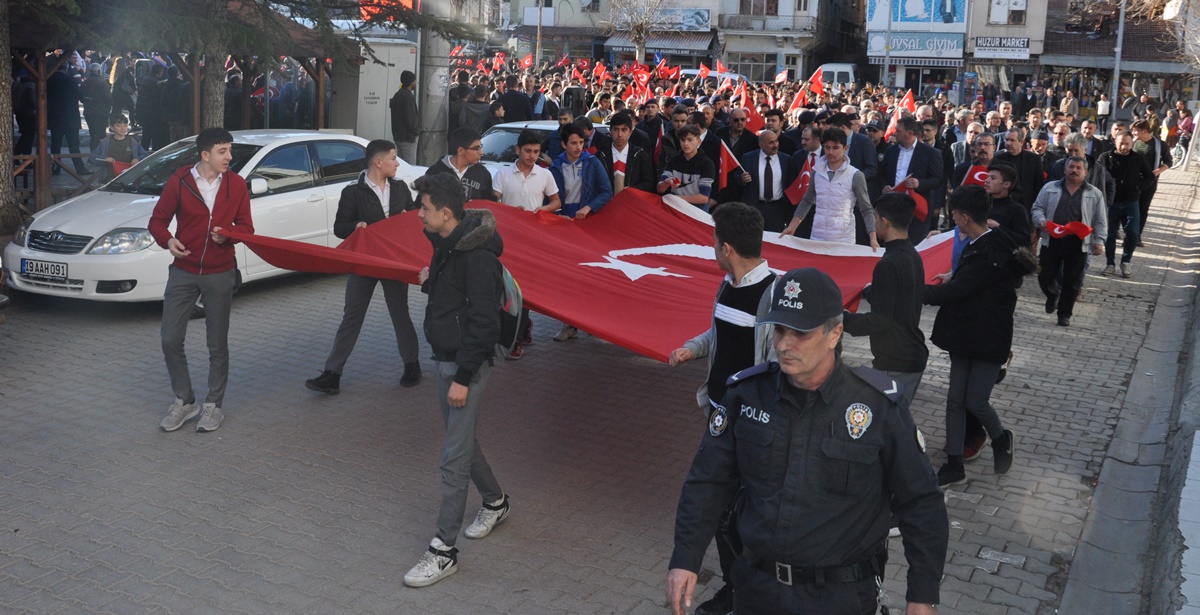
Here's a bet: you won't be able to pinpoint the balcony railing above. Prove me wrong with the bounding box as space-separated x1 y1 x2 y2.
721 14 816 32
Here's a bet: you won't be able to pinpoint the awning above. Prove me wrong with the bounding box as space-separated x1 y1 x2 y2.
869 57 963 68
1038 55 1190 73
604 31 716 55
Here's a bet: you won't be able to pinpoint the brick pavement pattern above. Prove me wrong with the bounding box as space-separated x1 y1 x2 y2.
0 167 1197 614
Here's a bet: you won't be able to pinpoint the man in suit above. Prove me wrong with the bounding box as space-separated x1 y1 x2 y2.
573 116 612 154
734 130 794 232
306 140 422 395
880 116 945 241
1080 119 1111 158
595 111 657 194
717 107 760 160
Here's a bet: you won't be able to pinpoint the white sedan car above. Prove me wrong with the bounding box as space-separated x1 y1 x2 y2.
3 131 424 302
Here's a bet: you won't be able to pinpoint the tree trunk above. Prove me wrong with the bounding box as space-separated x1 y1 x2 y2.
0 0 21 235
200 0 228 130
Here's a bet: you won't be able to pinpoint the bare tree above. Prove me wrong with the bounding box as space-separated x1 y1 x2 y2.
604 0 673 65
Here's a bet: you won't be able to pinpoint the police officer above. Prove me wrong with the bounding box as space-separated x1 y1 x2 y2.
666 268 948 615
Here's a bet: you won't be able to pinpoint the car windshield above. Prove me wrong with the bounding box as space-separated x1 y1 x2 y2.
480 128 548 164
103 141 260 195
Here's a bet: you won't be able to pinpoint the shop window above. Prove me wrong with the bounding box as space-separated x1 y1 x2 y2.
729 52 776 83
740 0 779 16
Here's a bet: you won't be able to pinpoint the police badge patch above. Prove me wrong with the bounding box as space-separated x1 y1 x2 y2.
710 405 729 437
845 403 873 439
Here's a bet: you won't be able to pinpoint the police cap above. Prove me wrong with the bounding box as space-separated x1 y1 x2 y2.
760 268 843 332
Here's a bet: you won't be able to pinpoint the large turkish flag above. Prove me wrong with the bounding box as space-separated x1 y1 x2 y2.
223 191 952 362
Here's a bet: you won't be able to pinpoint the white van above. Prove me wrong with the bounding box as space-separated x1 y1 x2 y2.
818 63 858 90
679 68 750 85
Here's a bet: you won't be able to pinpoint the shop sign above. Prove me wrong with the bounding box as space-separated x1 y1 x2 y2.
974 36 1030 59
867 31 964 58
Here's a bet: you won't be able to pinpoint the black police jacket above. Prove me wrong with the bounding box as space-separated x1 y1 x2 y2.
670 359 948 605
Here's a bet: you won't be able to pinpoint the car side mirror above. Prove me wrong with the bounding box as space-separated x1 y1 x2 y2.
249 178 268 195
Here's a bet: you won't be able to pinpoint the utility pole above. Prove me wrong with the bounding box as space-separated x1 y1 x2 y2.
883 0 894 89
536 0 544 68
417 0 454 166
1111 0 1127 109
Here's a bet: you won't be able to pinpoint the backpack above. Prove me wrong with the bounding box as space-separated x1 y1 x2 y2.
495 263 524 357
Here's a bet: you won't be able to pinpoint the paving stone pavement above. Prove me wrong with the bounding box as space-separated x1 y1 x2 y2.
1 167 1197 614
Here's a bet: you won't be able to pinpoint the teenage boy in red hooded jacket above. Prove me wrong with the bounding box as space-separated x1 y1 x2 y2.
149 127 254 434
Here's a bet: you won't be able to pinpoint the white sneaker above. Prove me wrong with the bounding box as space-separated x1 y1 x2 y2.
403 538 458 587
553 325 577 342
464 495 510 539
1120 262 1133 278
1101 264 1116 276
160 398 199 432
196 403 224 432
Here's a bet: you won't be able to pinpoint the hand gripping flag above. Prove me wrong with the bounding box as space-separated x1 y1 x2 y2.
892 183 928 221
1046 220 1093 240
220 191 953 363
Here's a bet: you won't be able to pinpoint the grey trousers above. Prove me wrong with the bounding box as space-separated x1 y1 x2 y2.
161 266 236 407
397 140 418 165
323 274 419 374
433 360 503 547
885 370 925 408
944 353 1005 456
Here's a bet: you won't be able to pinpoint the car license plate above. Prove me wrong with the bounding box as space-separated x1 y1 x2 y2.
21 259 68 282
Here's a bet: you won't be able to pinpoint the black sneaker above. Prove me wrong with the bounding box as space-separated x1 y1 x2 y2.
993 429 1016 475
305 370 340 395
694 583 734 615
1045 294 1057 314
938 461 967 487
400 362 422 388
1057 315 1071 327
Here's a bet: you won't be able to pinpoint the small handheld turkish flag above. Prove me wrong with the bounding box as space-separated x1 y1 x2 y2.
962 166 989 187
716 59 729 74
698 63 710 81
717 141 743 192
808 67 824 97
775 68 789 85
519 54 534 70
493 52 506 72
785 153 814 204
1046 221 1093 240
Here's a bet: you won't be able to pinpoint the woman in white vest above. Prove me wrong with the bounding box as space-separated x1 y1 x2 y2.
780 128 878 249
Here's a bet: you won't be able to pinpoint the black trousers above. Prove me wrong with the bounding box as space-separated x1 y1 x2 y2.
1138 181 1158 237
49 127 88 173
760 198 796 234
1038 236 1086 318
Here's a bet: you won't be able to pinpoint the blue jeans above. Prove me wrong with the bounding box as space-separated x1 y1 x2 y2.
1105 201 1141 265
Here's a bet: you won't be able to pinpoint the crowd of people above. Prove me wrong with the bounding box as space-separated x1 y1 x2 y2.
134 55 1182 614
12 50 322 181
417 61 1180 613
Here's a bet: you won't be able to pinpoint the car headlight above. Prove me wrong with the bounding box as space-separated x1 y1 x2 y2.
88 228 156 254
12 220 30 247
